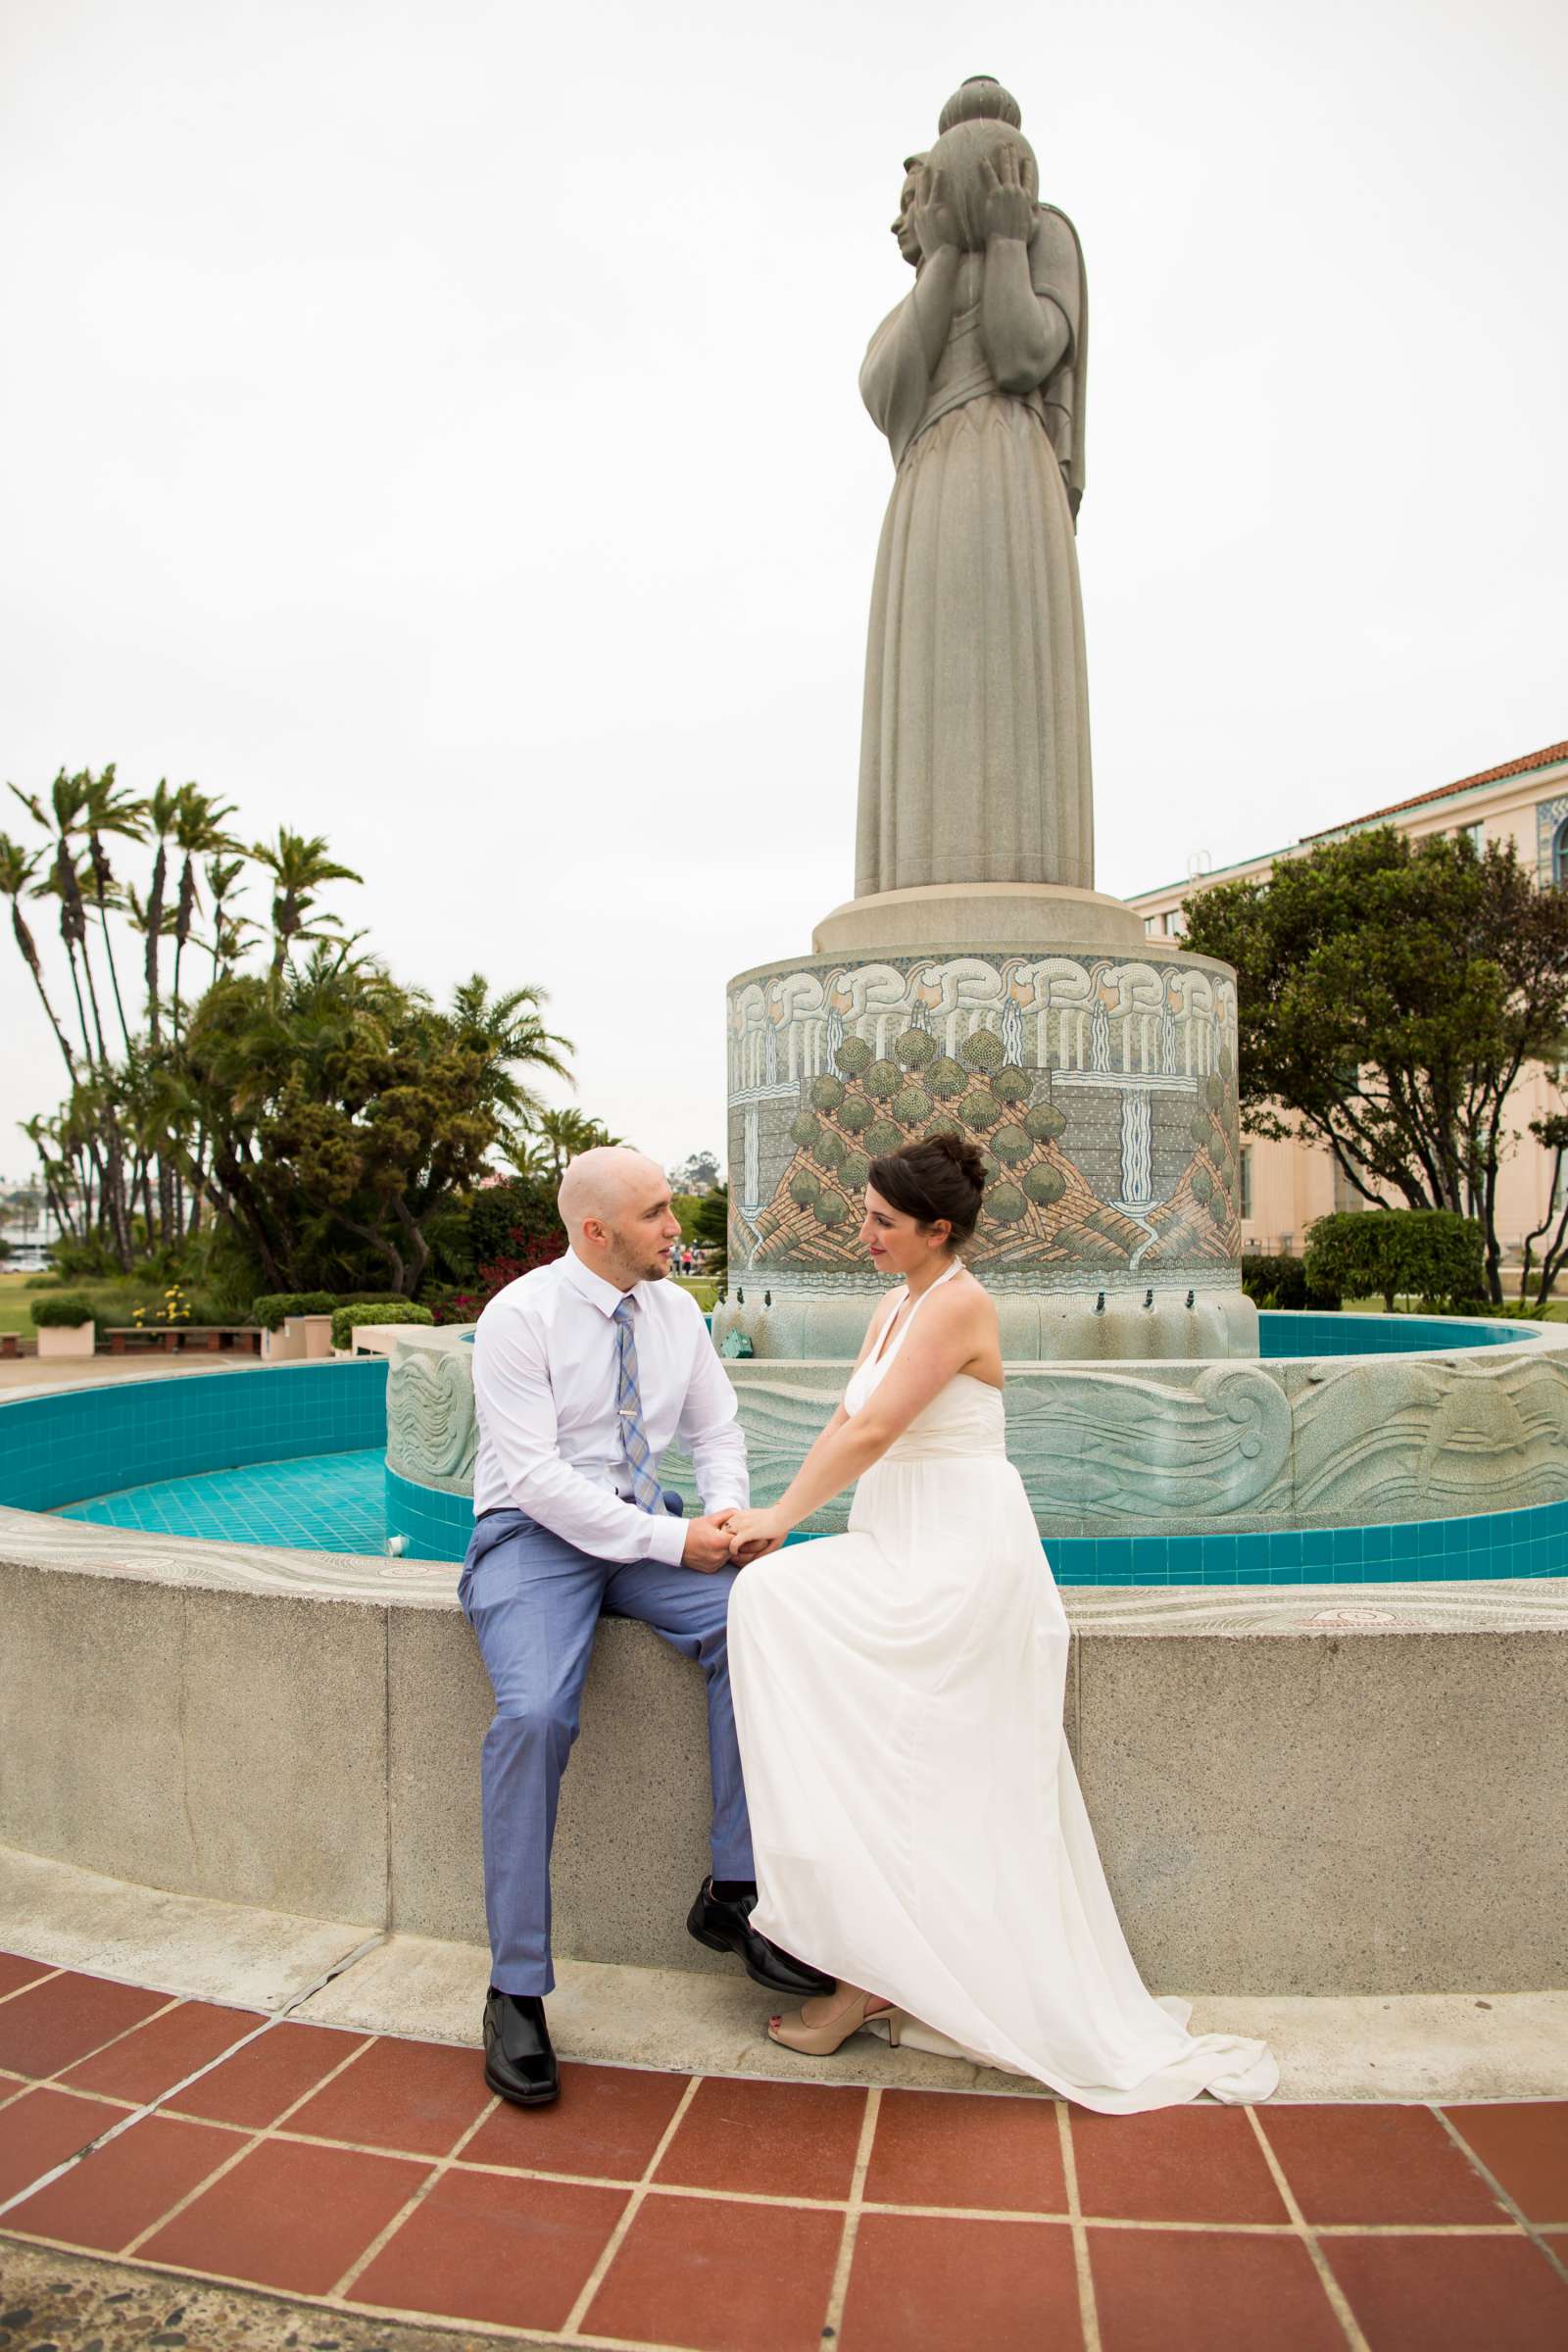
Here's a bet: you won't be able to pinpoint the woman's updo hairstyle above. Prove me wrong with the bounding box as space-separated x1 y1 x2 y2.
866 1132 986 1248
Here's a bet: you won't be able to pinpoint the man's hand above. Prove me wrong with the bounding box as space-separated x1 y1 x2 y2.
681 1509 740 1573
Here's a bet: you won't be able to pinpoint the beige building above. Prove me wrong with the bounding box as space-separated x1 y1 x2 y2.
1126 739 1568 1258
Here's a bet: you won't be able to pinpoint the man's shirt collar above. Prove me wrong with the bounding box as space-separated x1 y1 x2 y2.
564 1248 643 1320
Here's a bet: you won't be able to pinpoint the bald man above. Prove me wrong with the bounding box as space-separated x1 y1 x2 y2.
461 1149 832 2106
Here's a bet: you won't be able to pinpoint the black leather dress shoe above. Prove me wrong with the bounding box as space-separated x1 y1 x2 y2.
686 1878 835 1999
483 1988 560 2107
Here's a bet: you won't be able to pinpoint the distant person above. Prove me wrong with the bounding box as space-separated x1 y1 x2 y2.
462 1147 830 2107
720 1135 1279 2111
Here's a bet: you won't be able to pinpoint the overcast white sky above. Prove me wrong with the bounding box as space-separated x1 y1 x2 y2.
3 0 1565 1190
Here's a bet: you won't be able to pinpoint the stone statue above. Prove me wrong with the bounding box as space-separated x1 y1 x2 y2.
856 76 1093 905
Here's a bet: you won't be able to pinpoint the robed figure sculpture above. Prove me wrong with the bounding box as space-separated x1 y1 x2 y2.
857 76 1093 905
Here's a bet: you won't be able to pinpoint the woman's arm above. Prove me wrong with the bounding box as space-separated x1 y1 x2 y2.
726 1295 896 1562
726 1284 995 1554
978 147 1069 394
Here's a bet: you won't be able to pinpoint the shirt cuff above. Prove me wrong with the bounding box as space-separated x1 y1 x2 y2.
646 1511 688 1569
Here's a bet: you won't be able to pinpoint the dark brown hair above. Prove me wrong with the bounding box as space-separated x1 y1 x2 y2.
866 1132 985 1246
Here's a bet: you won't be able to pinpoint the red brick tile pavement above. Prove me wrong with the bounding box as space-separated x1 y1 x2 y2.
0 1959 1564 2351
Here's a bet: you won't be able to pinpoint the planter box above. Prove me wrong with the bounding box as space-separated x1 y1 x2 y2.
35 1322 95 1360
261 1324 306 1364
300 1314 334 1360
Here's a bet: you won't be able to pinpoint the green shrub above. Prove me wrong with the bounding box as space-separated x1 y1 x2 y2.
816 1194 849 1229
812 1131 846 1170
1024 1164 1066 1207
1304 1209 1484 1315
958 1089 1002 1132
29 1292 98 1329
894 1027 936 1068
1240 1253 1339 1310
992 1123 1032 1165
808 1074 846 1112
839 1097 874 1135
863 1059 902 1101
893 1083 931 1124
789 1111 820 1148
985 1182 1027 1224
991 1065 1032 1104
840 1150 870 1190
332 1300 436 1350
1191 1164 1214 1202
863 1119 903 1156
834 1036 872 1076
926 1055 966 1100
788 1167 821 1208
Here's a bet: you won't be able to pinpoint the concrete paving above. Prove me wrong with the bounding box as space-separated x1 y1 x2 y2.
5 1847 1565 2105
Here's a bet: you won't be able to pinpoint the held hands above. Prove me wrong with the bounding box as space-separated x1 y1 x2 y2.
681 1510 742 1574
978 144 1035 245
725 1506 789 1565
910 164 960 260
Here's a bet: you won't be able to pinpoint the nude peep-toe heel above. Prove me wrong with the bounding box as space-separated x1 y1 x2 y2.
768 1984 906 2055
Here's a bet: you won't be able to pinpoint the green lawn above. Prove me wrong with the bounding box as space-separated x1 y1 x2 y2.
673 1275 721 1313
0 1272 177 1338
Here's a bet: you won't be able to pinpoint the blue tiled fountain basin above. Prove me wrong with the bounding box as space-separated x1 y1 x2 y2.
3 1314 1560 1583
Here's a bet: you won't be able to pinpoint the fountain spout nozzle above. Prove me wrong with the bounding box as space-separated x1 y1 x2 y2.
1143 1288 1154 1309
1185 1289 1195 1309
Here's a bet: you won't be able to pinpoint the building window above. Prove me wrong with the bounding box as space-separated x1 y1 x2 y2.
1554 817 1568 888
1144 915 1156 936
1463 820 1484 852
1239 1147 1252 1220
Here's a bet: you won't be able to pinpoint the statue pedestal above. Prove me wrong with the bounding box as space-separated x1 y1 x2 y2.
723 936 1253 1364
813 882 1146 956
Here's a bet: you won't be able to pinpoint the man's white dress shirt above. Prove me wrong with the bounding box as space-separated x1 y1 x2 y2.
470 1250 749 1566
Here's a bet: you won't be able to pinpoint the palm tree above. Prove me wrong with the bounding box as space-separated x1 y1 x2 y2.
170 786 239 1039
140 780 183 1047
11 772 99 1062
448 974 574 1159
250 828 364 984
521 1106 624 1180
79 764 149 1054
203 854 248 980
0 833 77 1079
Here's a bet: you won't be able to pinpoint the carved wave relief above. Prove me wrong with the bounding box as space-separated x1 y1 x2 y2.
1295 1354 1568 1520
386 1347 478 1490
1003 1364 1293 1520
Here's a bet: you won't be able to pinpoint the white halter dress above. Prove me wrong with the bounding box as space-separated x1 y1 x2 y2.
726 1263 1278 2112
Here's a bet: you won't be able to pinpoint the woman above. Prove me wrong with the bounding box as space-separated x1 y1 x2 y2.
724 1134 1278 2113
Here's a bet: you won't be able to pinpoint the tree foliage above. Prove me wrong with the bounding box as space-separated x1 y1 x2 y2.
1303 1208 1485 1315
4 760 582 1303
1182 827 1568 1302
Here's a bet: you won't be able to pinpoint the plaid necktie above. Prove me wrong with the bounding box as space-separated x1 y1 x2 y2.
612 1297 662 1513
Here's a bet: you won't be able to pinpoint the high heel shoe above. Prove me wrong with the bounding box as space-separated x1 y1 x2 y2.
768 1983 906 2055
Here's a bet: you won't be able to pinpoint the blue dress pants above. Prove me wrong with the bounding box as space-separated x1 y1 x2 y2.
458 1502 756 1994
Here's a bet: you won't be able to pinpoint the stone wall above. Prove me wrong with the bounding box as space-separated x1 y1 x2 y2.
2 1534 1563 1996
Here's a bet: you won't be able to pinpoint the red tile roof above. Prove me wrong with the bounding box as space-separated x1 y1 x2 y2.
1305 741 1568 839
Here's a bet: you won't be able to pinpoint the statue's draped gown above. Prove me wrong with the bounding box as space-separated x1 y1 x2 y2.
856 233 1095 901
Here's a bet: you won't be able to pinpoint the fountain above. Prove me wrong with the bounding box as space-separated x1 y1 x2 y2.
3 75 1563 2006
